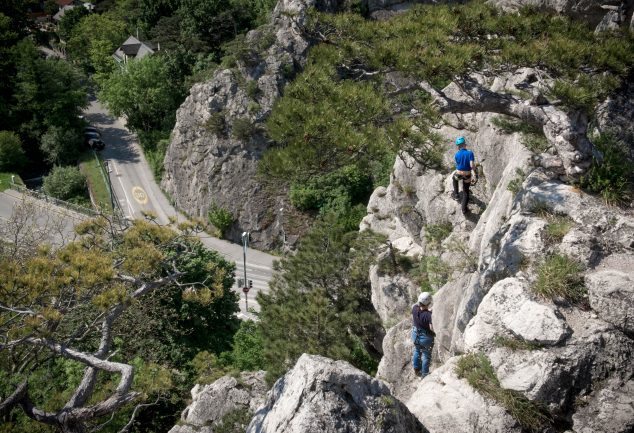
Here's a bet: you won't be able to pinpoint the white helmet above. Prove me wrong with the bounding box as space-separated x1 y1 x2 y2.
418 292 432 306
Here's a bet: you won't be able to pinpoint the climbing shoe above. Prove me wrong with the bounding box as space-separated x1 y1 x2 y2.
451 192 460 202
414 368 422 377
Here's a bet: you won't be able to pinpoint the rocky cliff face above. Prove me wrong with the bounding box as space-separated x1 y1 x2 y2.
166 0 633 431
366 68 634 432
162 0 340 249
246 354 427 433
168 371 268 433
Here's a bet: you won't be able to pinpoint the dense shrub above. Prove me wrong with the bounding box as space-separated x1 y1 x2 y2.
40 125 83 166
208 202 234 237
231 117 256 141
580 133 633 206
0 131 26 171
290 165 372 212
258 214 385 383
42 165 87 201
205 110 227 135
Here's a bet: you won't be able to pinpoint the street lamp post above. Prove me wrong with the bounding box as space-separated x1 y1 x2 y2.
241 231 250 311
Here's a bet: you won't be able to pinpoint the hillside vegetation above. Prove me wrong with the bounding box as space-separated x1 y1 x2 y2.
261 1 633 222
255 0 634 389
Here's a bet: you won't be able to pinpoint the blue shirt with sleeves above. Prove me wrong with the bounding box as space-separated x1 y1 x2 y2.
455 148 475 171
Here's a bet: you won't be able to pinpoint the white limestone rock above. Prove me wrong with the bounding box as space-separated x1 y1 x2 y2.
247 354 427 433
586 270 634 334
375 319 419 402
370 261 419 325
464 278 570 350
406 357 521 433
572 378 634 433
169 371 268 433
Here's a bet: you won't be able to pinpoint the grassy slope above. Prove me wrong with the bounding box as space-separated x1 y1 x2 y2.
78 151 113 213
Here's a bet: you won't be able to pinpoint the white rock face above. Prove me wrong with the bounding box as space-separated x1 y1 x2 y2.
370 261 419 324
169 371 268 433
162 0 340 248
247 354 427 433
489 0 633 27
406 357 521 433
586 270 634 335
464 278 571 350
376 319 420 402
572 379 634 433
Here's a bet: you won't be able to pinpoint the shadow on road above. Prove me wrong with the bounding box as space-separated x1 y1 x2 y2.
86 112 114 126
101 127 142 164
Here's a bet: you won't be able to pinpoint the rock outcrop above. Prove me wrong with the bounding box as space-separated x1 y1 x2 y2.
162 0 340 249
246 354 427 433
406 358 521 433
365 67 634 429
169 371 268 433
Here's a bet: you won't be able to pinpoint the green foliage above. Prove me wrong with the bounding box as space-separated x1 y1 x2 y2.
245 80 261 99
231 117 256 141
263 46 394 182
424 222 453 248
533 254 586 303
492 115 549 153
208 202 234 237
377 248 415 276
543 214 573 245
0 130 26 171
290 165 372 214
42 165 88 202
40 125 83 166
100 56 185 132
205 110 227 135
494 335 543 351
66 12 127 72
57 5 88 41
507 168 526 195
227 320 265 371
456 353 551 431
258 214 385 382
409 255 451 293
11 40 87 141
549 74 620 114
138 130 171 181
580 133 634 206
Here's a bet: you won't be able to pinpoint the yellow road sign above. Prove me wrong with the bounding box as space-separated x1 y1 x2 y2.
132 186 148 204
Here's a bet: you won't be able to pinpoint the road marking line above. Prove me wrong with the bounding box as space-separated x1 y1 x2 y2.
110 160 134 218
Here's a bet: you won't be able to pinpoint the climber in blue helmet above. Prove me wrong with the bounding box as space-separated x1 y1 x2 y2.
452 136 478 215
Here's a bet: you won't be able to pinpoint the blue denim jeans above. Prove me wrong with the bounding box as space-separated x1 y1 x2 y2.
411 327 434 377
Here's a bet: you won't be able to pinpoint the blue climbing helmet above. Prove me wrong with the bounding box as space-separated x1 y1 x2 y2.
455 136 466 146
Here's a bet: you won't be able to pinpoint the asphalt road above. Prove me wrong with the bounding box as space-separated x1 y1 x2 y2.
0 189 84 246
83 97 275 318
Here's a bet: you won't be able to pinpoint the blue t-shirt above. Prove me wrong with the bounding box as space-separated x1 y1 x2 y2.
455 148 475 171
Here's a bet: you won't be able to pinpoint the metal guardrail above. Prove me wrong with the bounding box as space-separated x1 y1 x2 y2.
11 183 100 218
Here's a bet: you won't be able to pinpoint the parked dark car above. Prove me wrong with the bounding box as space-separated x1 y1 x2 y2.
84 126 100 135
88 138 105 151
84 131 105 151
